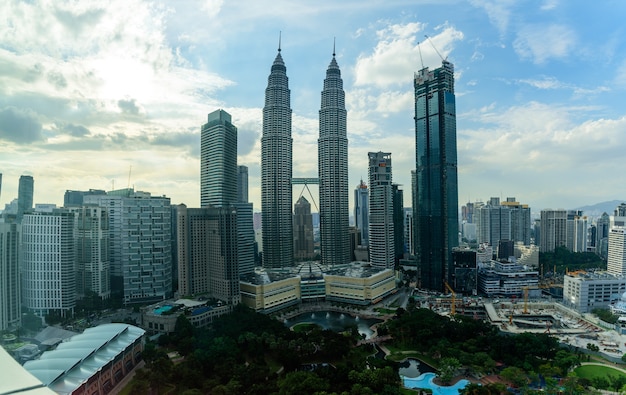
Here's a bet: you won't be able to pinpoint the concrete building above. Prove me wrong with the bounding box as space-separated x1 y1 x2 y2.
293 196 314 260
240 271 301 314
318 48 350 267
608 227 626 277
563 271 626 313
451 248 478 295
176 204 240 305
540 209 567 252
476 197 531 247
0 223 21 330
573 215 588 253
84 189 172 305
22 209 77 318
17 174 34 223
414 60 459 292
368 152 394 269
71 205 110 300
566 210 584 251
201 109 238 208
477 260 539 297
142 299 231 334
63 189 106 207
392 184 404 264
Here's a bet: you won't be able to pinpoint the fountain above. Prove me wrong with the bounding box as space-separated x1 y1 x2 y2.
311 313 316 319
326 312 330 318
339 313 345 319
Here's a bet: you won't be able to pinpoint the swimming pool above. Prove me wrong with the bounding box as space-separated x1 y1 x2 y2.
403 372 470 395
154 305 174 315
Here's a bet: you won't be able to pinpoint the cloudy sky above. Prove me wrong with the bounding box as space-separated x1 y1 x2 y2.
1 0 625 216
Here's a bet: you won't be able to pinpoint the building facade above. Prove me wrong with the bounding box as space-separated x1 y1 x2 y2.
17 175 34 223
608 227 626 277
368 152 394 269
261 45 293 269
318 49 350 267
72 205 110 300
0 223 21 330
201 109 238 208
539 209 567 252
354 180 369 247
293 196 314 260
414 60 459 292
22 209 76 317
237 165 249 204
563 271 626 313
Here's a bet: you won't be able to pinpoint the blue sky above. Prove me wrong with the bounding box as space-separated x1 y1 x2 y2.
1 0 625 216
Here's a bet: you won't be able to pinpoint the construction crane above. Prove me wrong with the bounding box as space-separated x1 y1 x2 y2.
444 281 456 315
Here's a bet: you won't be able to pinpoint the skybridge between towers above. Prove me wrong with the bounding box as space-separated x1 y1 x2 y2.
292 177 319 212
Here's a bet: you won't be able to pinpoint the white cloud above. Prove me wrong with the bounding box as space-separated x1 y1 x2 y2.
513 24 577 64
354 23 463 88
469 0 516 35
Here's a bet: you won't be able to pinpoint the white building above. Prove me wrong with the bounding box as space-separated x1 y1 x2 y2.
368 152 394 269
22 209 76 317
477 260 538 296
563 271 626 313
608 228 626 277
540 209 567 253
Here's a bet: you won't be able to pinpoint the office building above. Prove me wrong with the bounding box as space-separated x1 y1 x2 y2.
563 271 626 313
63 189 106 207
17 175 34 223
261 43 293 269
0 223 21 330
22 209 76 317
71 205 110 299
573 215 588 253
176 205 240 304
475 197 531 247
414 60 459 291
403 207 414 256
608 227 626 277
234 202 256 277
477 260 539 297
596 212 610 258
84 190 172 305
368 152 394 269
201 109 238 208
237 165 249 203
566 210 584 251
539 209 567 252
318 47 350 267
293 196 314 260
451 248 477 295
354 180 369 247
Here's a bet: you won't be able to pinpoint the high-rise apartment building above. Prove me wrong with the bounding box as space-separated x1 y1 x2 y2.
71 206 110 299
566 210 584 251
17 175 34 223
201 109 238 208
354 180 369 247
318 48 350 267
237 165 249 204
539 209 567 253
0 223 21 330
476 197 531 247
573 215 588 253
293 196 314 260
368 152 394 269
22 209 76 317
84 190 172 304
176 204 240 304
596 212 610 258
261 44 293 269
413 60 459 291
392 184 404 263
608 227 626 277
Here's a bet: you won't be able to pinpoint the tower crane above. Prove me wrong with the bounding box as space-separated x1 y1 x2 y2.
444 281 456 315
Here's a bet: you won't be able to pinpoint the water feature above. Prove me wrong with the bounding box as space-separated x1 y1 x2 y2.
403 372 470 395
398 358 435 377
286 311 382 339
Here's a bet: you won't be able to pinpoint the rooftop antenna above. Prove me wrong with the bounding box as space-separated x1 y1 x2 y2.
127 165 132 190
417 41 424 69
278 31 282 52
425 34 446 61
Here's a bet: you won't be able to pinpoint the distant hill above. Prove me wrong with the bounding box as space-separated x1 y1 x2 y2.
574 200 625 218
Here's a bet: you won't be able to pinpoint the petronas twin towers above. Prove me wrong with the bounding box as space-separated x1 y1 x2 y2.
261 42 350 269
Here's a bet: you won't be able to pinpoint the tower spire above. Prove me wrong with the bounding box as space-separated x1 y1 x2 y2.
333 37 336 57
278 31 282 52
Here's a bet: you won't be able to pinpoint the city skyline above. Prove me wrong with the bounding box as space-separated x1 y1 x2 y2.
2 1 626 214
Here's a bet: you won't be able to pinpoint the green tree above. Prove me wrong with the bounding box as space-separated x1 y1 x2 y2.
438 357 461 385
277 371 330 395
500 366 528 388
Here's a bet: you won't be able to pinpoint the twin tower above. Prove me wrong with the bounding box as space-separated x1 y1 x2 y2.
261 43 349 269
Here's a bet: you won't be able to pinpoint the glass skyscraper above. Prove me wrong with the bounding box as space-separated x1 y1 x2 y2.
201 109 238 208
261 44 293 269
414 60 459 291
17 175 34 223
368 152 395 269
318 49 350 266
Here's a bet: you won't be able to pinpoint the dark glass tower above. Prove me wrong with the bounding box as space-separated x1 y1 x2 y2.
414 60 459 292
261 42 293 269
318 47 350 266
